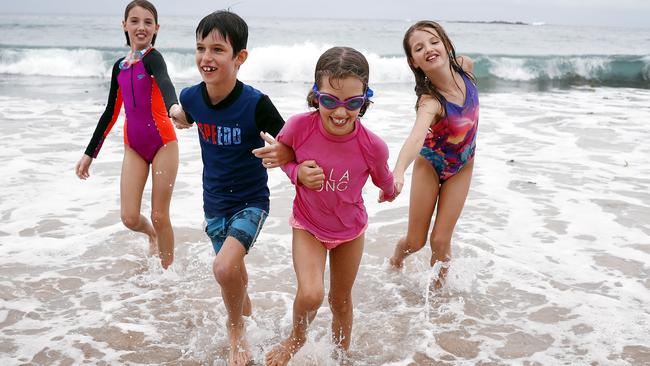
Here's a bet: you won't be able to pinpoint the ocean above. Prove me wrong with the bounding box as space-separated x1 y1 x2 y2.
1 13 649 365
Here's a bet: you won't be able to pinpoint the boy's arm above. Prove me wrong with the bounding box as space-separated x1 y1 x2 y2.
252 95 295 168
172 88 195 129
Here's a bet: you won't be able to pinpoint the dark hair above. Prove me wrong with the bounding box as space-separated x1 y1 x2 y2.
308 46 372 117
196 11 248 57
123 0 158 47
403 20 475 112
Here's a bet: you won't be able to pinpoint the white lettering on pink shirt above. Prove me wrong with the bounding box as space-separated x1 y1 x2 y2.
317 169 350 192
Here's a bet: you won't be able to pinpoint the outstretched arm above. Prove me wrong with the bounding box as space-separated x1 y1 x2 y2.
392 95 442 195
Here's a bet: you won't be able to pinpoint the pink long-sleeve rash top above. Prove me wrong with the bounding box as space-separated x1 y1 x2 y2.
278 111 396 242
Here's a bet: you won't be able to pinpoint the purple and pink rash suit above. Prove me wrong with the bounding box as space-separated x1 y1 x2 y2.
84 48 178 163
278 111 396 247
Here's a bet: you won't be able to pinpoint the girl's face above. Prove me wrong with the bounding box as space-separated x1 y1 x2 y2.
122 6 159 50
408 28 449 74
316 76 365 136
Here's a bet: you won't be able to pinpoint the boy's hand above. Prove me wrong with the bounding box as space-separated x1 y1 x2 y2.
297 160 324 190
252 131 296 168
170 104 191 129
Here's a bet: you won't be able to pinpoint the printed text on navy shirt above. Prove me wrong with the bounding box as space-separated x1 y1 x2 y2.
196 122 242 145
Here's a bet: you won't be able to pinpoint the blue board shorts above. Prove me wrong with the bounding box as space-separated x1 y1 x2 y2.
204 207 268 254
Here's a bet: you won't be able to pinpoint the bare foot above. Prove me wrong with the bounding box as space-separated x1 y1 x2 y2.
331 346 352 365
432 259 450 290
158 241 174 270
265 336 305 366
243 292 252 317
389 238 409 269
228 322 251 366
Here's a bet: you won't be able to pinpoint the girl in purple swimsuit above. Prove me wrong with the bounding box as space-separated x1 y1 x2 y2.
75 0 181 269
389 21 479 289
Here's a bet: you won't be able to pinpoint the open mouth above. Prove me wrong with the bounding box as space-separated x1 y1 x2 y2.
426 54 439 62
201 66 216 72
331 117 348 127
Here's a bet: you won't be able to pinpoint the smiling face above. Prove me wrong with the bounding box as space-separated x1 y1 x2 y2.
316 76 365 136
407 28 449 74
195 30 247 87
122 6 158 50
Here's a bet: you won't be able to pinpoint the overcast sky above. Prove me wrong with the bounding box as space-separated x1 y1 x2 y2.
3 0 650 28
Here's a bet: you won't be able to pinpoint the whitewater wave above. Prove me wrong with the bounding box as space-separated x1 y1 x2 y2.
1 45 648 88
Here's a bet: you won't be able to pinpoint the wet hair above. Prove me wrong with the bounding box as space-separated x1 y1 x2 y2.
308 46 372 117
195 10 248 57
123 0 158 47
403 20 475 111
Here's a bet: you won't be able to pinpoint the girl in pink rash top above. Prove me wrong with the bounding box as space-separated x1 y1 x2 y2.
265 46 396 365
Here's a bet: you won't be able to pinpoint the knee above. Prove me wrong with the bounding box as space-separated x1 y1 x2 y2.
297 287 324 312
150 210 170 230
121 212 140 231
402 236 427 253
328 294 353 316
212 258 241 285
430 233 451 254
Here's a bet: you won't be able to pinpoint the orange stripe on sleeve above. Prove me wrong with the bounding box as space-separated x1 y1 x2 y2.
151 80 177 144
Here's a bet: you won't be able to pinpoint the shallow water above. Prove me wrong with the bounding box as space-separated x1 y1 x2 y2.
1 74 649 365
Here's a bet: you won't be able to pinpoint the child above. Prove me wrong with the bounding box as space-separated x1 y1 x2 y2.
265 47 396 366
389 21 478 289
170 11 293 366
75 0 181 269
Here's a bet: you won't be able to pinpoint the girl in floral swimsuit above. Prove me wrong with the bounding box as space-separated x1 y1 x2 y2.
389 20 479 289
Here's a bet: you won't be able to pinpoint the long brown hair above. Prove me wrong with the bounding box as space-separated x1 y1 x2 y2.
123 0 158 47
403 21 474 111
307 46 372 117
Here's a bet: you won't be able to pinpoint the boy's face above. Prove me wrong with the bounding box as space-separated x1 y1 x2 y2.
195 30 247 86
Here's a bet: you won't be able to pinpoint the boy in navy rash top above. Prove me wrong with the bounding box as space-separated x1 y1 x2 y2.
170 10 294 365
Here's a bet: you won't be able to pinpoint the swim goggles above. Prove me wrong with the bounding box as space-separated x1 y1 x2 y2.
119 47 150 70
312 84 374 111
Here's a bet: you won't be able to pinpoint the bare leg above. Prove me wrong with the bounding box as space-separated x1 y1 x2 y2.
390 156 439 268
151 141 178 269
213 237 251 366
266 229 327 366
328 234 364 355
429 159 473 289
120 146 157 254
242 264 252 317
